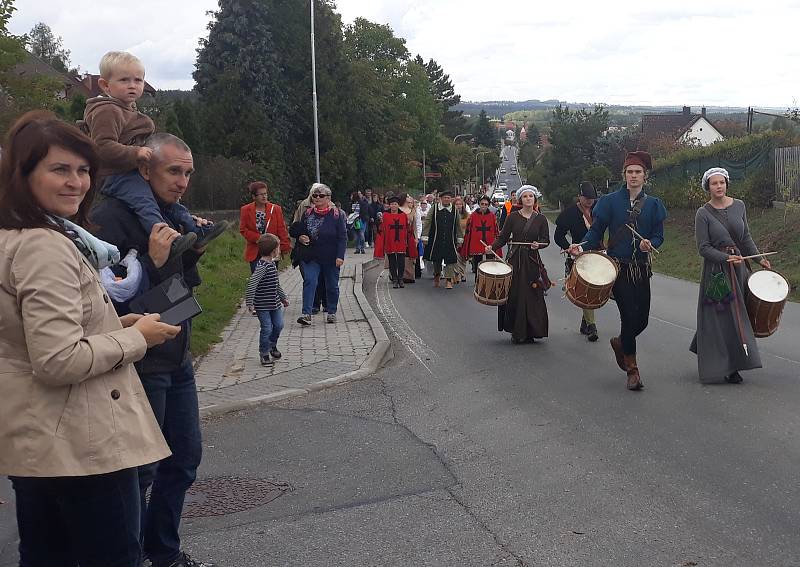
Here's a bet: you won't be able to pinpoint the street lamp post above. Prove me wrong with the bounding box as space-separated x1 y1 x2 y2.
474 150 491 194
453 133 473 144
310 0 321 183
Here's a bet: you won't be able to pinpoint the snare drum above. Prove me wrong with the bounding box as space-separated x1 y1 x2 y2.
746 269 789 338
565 252 619 310
474 260 513 306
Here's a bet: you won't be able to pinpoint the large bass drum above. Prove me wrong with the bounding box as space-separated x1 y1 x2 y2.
474 260 513 306
565 252 619 310
746 269 789 338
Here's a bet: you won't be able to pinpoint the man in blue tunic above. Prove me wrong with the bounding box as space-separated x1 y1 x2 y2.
569 151 667 391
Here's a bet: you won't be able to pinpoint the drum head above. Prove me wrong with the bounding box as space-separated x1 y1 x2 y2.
575 253 617 285
748 270 789 302
479 261 512 276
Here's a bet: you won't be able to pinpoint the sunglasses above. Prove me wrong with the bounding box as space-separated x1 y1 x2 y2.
312 193 330 198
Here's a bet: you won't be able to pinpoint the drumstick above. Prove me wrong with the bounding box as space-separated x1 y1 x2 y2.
728 251 778 261
480 240 510 265
507 241 549 246
560 241 587 254
625 225 661 254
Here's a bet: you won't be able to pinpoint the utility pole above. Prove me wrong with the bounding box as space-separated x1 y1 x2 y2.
310 0 321 183
422 148 426 194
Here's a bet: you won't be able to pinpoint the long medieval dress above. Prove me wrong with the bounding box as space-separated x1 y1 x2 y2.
490 210 550 342
689 199 762 382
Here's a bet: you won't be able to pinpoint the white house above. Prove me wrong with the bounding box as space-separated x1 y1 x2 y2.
641 106 725 147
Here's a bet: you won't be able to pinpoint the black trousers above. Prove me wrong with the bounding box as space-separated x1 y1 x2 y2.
471 254 491 274
388 253 405 282
612 267 651 355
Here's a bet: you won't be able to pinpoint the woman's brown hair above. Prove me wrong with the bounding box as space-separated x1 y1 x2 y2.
249 181 268 197
0 110 99 230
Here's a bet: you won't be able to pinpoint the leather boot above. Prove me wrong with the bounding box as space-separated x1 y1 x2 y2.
624 354 644 390
610 336 626 371
433 274 440 287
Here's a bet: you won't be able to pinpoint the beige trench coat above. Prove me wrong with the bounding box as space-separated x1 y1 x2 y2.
0 228 170 477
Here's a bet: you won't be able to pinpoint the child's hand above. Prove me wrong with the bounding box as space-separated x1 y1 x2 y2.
281 299 290 307
249 308 257 316
137 147 153 162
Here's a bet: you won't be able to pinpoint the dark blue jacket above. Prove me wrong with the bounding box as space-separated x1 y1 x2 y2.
584 185 667 262
289 209 347 265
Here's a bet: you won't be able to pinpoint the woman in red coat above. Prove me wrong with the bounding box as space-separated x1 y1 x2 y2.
240 181 291 272
462 194 502 277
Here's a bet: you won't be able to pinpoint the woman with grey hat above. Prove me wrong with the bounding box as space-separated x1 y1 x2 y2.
554 181 600 342
690 167 770 384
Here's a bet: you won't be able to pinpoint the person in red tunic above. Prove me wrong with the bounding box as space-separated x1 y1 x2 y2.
462 195 502 277
376 196 417 288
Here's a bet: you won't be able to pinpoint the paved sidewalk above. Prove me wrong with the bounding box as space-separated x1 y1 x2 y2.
195 252 390 415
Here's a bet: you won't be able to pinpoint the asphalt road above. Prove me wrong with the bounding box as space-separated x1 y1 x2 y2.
497 145 523 196
3 232 800 565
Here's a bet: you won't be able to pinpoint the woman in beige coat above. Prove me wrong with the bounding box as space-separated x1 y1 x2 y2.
0 111 178 566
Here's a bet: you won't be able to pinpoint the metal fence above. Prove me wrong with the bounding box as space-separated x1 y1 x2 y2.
775 146 800 202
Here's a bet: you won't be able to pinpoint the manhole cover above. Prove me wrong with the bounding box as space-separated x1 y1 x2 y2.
183 476 292 518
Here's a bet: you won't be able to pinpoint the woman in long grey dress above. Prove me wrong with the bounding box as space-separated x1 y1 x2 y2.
690 167 771 383
486 186 550 343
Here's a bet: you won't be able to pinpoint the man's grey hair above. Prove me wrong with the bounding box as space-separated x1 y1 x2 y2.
144 132 191 155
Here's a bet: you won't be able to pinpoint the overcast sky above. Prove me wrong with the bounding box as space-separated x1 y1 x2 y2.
11 0 800 108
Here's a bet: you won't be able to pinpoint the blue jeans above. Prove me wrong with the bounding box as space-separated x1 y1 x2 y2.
300 260 340 315
257 308 284 354
137 360 202 565
10 468 141 567
354 225 366 251
102 171 203 237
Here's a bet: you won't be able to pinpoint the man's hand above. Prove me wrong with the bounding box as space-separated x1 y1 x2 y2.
149 223 180 268
137 147 153 162
298 235 310 245
119 313 143 328
191 215 211 228
335 258 344 267
567 244 582 257
133 313 181 348
639 239 654 253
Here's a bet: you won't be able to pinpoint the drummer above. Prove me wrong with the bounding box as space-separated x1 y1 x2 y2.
555 181 600 342
568 151 667 390
690 167 770 384
485 185 550 344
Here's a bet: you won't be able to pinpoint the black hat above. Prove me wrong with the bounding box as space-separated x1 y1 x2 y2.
439 190 454 197
579 181 598 199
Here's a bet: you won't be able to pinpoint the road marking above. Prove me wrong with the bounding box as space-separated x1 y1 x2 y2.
374 269 435 375
649 315 800 367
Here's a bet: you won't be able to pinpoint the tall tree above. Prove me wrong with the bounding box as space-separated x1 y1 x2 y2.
414 55 466 138
473 110 495 148
27 22 73 73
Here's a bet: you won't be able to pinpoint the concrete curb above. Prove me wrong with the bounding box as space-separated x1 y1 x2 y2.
199 259 393 417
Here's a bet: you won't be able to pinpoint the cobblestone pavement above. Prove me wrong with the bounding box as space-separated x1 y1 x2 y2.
195 252 389 414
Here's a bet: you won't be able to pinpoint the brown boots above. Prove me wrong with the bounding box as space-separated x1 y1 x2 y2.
623 354 644 390
433 275 440 287
611 336 643 390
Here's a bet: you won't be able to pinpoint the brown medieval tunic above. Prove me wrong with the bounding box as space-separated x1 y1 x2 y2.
491 210 550 341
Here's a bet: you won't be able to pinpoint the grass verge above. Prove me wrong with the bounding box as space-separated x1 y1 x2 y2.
191 230 251 356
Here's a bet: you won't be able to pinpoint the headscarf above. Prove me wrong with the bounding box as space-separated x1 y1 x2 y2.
701 167 730 191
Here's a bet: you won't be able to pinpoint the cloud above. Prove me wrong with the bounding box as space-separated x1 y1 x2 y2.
10 0 800 105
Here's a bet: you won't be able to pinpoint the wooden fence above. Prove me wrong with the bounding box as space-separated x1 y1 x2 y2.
775 146 800 202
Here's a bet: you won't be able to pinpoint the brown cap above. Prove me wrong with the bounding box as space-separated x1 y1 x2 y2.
623 151 652 171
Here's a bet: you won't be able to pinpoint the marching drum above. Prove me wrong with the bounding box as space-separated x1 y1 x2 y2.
746 269 789 338
565 252 619 310
474 260 513 306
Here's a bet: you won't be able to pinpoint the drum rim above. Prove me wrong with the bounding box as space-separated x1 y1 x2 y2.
574 252 618 285
477 260 512 276
747 269 789 302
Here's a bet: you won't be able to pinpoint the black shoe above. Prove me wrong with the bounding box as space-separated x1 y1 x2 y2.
259 353 272 366
168 233 198 261
163 552 218 567
193 220 231 248
297 314 312 326
579 319 588 335
586 323 598 342
399 280 405 288
269 347 282 359
725 372 743 384
393 281 399 288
